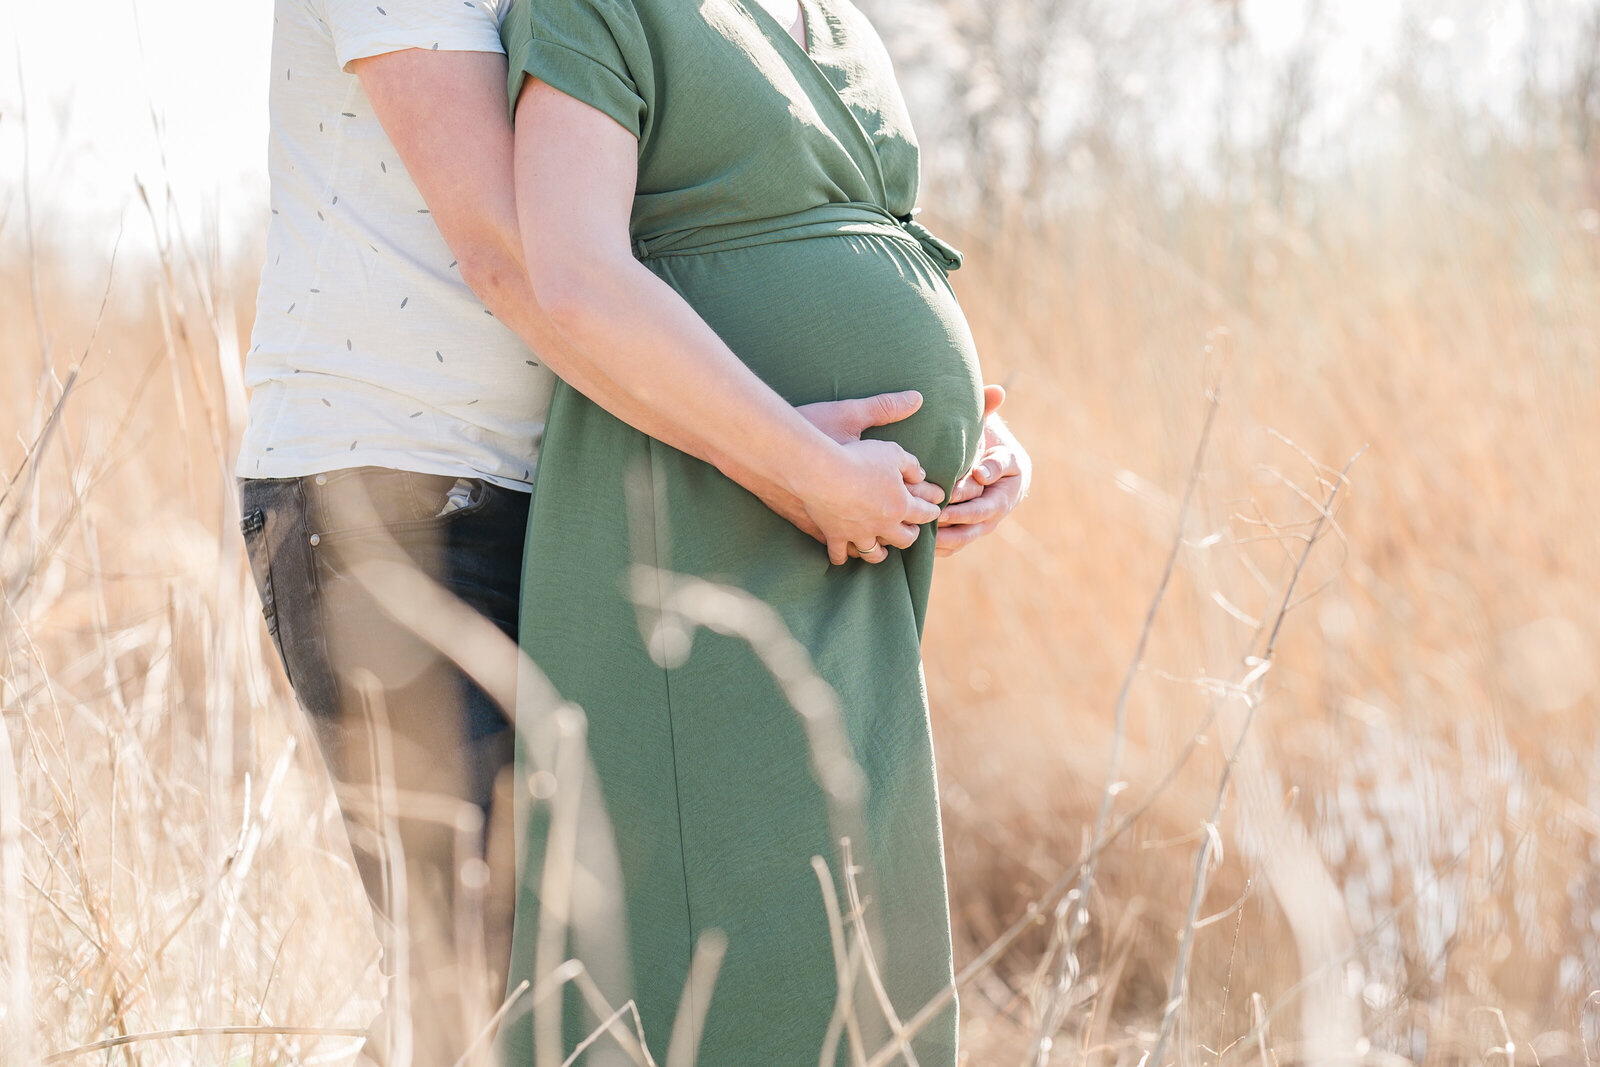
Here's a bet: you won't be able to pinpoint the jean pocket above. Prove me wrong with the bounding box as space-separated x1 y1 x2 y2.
310 470 489 545
416 474 492 521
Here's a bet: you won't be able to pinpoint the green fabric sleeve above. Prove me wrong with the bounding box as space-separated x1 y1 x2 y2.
502 0 650 140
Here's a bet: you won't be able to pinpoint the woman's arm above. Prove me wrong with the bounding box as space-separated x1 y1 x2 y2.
511 76 942 563
352 48 940 559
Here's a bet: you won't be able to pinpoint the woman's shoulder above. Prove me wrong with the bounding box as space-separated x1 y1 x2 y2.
500 0 661 69
501 0 637 39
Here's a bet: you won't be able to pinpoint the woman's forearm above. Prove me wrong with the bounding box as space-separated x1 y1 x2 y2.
464 235 824 521
527 233 939 556
534 250 850 500
482 252 832 534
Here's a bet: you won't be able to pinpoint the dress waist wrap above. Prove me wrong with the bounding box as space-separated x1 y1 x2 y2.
630 201 963 273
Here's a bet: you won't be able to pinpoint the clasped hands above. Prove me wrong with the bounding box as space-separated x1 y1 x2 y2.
785 383 1029 564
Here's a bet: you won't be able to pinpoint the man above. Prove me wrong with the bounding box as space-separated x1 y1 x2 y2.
237 1 1029 1063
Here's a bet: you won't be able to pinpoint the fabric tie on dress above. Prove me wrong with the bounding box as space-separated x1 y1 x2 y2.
631 201 963 273
895 215 963 272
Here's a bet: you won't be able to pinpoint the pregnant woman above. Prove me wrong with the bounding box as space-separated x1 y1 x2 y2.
500 0 987 1062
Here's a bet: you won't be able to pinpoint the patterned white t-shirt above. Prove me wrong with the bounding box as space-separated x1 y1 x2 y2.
237 0 555 490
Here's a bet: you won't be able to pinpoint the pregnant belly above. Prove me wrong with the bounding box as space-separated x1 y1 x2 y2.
646 232 986 495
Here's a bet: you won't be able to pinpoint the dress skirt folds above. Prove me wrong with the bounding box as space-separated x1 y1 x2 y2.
498 1 984 1063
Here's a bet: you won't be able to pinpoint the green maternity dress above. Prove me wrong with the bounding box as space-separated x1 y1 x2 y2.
500 1 984 1063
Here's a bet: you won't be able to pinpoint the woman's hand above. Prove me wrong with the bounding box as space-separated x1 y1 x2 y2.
796 438 943 565
800 389 944 562
734 390 941 555
935 385 1031 555
799 389 921 445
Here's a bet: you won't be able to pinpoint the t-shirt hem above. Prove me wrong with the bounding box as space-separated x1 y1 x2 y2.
236 449 533 493
336 28 507 71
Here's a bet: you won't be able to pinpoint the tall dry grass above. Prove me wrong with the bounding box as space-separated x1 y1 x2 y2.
1 211 383 1064
925 140 1600 1061
3 109 1599 1067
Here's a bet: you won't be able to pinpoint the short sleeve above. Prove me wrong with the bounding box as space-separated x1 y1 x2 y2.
322 0 506 70
501 0 650 139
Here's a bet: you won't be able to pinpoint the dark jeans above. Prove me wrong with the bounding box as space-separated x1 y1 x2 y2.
239 467 529 1065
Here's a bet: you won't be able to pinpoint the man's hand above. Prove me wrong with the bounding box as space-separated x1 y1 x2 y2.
937 385 1030 556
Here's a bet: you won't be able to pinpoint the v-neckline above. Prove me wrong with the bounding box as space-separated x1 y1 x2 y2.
745 0 814 58
739 0 892 204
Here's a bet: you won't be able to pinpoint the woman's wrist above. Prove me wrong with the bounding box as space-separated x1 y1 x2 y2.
770 426 852 513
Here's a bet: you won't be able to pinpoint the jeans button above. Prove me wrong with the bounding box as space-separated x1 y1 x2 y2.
314 474 327 486
309 533 321 547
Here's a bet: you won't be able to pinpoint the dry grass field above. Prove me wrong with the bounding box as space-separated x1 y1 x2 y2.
4 56 1600 1067
928 144 1600 1062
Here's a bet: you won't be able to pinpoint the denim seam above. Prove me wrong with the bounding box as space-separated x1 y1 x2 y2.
294 476 334 701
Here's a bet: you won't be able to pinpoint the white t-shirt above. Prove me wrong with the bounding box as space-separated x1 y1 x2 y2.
237 0 555 490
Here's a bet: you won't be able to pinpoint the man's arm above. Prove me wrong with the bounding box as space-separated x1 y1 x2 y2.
349 47 942 557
